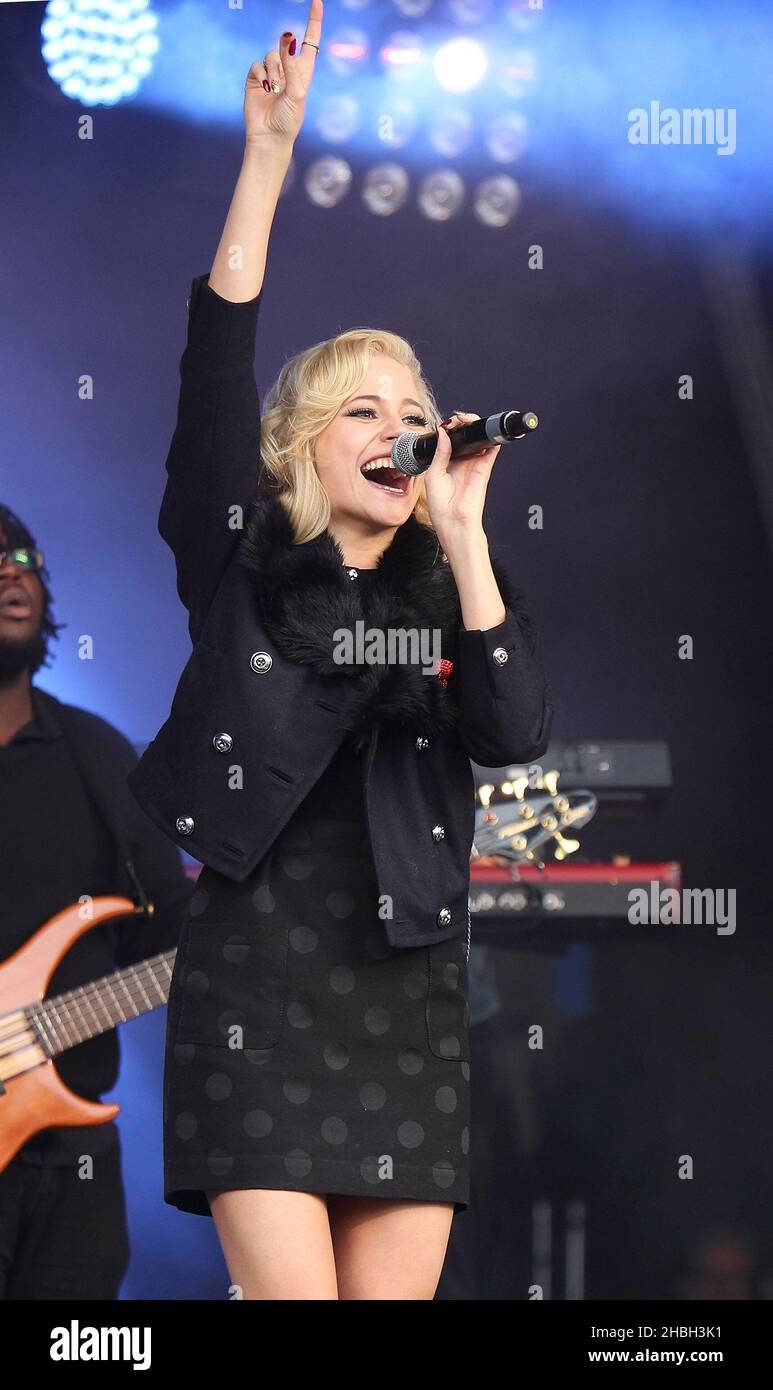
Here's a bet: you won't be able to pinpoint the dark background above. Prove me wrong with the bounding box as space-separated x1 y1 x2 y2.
2 0 771 1298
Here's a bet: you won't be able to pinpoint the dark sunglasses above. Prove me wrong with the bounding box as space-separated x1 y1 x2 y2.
0 548 45 573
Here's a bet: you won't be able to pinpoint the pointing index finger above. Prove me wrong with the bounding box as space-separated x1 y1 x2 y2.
298 0 323 65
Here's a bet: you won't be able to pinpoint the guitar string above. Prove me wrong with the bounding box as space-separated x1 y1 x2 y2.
24 955 177 1054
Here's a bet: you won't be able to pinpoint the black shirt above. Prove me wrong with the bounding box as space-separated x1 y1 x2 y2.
0 691 168 1164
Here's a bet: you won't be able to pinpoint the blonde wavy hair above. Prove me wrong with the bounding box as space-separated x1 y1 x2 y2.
259 327 443 544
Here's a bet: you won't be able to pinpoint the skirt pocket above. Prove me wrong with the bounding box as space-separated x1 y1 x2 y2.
425 935 471 1062
172 918 290 1051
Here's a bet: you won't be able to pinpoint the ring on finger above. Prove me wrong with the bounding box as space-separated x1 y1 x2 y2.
271 79 282 92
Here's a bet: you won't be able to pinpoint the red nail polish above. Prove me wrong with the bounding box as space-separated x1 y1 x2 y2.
263 79 270 91
289 38 297 55
282 31 292 37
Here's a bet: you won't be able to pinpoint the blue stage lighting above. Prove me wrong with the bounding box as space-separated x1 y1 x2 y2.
417 168 466 220
374 96 419 148
498 47 537 100
317 93 361 144
428 106 475 158
380 30 424 80
305 156 353 208
434 36 488 94
473 174 522 227
505 0 546 33
362 162 410 215
327 26 370 76
41 0 159 108
485 111 528 162
393 0 433 17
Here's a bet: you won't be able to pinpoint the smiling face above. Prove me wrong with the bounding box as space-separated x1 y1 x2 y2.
313 355 430 539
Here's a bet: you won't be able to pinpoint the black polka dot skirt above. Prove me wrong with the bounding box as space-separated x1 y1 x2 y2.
163 814 471 1218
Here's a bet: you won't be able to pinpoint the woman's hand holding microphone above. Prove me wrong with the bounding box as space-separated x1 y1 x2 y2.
422 412 508 634
423 411 502 543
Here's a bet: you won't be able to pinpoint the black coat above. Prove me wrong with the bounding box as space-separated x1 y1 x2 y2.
127 274 554 950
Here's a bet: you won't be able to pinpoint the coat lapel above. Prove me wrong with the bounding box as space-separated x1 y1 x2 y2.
236 494 465 751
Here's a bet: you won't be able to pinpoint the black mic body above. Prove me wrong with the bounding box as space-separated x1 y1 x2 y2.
391 409 539 477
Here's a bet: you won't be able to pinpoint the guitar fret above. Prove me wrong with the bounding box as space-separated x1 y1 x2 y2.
28 1002 60 1056
35 952 177 1053
113 970 138 1021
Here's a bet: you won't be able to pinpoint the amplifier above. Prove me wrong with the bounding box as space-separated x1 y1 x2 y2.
469 859 682 946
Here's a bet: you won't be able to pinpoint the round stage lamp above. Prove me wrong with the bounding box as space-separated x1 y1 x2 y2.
41 0 159 108
393 0 433 17
485 111 528 162
375 97 419 149
317 94 361 144
362 162 410 216
433 37 488 94
305 157 353 208
417 168 466 221
327 27 370 77
473 175 522 227
428 105 475 158
379 30 424 81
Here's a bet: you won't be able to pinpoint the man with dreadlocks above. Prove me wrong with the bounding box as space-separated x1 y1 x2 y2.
0 503 192 1300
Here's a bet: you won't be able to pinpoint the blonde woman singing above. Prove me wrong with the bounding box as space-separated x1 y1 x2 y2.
129 0 553 1300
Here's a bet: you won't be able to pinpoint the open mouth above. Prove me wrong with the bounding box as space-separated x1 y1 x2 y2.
360 459 411 496
0 595 32 618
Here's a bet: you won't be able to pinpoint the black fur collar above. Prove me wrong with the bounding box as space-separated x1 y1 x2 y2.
236 493 495 751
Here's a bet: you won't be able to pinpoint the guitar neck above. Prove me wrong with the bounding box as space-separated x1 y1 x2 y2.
27 950 177 1058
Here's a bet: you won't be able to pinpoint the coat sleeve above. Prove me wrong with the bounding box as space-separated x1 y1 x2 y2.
158 273 264 644
453 554 554 767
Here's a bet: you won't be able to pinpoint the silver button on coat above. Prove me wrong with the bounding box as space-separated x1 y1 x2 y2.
432 825 445 841
492 646 509 665
436 907 452 927
176 816 194 835
250 651 273 673
415 735 429 751
212 732 233 752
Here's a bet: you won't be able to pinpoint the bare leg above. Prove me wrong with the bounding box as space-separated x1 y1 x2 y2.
327 1195 455 1300
206 1189 339 1300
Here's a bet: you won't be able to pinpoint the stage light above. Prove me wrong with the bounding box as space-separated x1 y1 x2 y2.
448 0 493 23
317 94 361 143
41 0 159 108
327 27 370 77
392 0 433 17
498 47 537 99
305 156 353 208
433 37 488 94
417 168 465 221
428 106 475 158
506 0 547 33
485 111 528 162
375 97 419 148
379 30 424 80
473 174 521 227
362 162 410 215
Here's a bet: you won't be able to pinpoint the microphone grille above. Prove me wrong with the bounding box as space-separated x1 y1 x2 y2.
391 432 424 476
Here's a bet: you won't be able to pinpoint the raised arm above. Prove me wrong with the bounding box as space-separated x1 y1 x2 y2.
210 0 324 301
158 2 324 642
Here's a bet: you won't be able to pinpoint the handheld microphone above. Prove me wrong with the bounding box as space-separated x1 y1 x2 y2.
391 409 539 477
